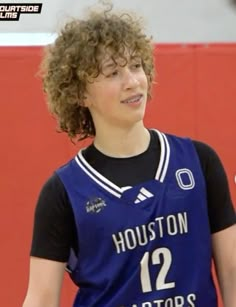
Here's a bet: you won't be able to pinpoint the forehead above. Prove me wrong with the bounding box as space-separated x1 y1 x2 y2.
98 48 140 69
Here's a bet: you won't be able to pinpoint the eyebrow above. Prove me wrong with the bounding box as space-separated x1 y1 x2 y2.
101 55 141 71
102 61 117 70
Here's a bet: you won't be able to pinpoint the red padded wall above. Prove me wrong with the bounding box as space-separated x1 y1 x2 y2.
0 45 235 306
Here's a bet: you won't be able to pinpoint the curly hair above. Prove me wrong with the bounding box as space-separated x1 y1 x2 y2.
41 6 155 141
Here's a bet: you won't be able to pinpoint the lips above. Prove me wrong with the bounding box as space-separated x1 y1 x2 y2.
121 94 143 104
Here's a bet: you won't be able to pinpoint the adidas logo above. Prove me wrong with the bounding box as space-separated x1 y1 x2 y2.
134 187 154 204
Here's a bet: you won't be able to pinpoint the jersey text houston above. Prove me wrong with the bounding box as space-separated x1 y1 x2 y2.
112 211 188 254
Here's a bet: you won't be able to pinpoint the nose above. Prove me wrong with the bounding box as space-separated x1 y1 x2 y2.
123 68 139 90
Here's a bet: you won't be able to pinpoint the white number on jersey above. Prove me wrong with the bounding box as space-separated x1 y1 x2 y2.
140 247 175 293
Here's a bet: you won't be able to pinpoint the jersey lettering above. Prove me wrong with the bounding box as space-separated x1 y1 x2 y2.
112 212 188 254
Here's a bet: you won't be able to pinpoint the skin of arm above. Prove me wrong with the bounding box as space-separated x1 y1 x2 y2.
212 223 236 307
22 257 66 307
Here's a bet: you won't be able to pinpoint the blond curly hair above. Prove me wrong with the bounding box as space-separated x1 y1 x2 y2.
41 6 154 141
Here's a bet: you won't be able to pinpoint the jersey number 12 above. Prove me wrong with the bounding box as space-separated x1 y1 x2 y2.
140 247 175 293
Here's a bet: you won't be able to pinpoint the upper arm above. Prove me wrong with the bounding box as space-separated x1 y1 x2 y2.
31 174 77 262
212 223 236 274
212 224 236 305
194 140 236 304
23 175 75 307
23 257 66 307
193 140 235 232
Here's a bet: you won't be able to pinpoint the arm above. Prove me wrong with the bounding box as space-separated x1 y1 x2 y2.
23 174 76 307
212 224 236 307
22 257 66 307
194 141 236 305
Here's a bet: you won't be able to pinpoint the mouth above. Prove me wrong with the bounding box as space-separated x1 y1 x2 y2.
121 94 143 104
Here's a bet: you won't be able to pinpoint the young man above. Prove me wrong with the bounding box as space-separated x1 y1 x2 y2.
23 6 236 307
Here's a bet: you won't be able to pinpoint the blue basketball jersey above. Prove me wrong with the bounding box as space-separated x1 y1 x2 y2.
56 130 217 307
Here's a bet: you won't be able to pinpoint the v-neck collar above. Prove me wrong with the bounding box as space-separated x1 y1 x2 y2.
74 129 170 198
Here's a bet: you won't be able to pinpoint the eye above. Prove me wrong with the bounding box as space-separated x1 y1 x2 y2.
106 70 118 78
131 62 142 70
135 63 142 68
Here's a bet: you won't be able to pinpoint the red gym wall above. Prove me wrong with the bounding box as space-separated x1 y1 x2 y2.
0 44 235 306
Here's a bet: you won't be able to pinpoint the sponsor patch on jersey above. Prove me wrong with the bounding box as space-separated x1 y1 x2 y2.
86 197 107 213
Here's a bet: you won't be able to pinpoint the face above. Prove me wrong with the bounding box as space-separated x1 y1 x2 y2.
84 51 149 131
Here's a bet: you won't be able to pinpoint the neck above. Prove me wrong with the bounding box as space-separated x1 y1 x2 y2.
93 121 150 158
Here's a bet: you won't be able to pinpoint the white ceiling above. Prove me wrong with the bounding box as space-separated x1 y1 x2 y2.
0 0 236 45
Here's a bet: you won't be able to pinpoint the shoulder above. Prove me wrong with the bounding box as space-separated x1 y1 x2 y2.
36 172 70 215
191 139 226 175
40 172 67 197
162 131 221 171
192 140 219 161
162 131 228 183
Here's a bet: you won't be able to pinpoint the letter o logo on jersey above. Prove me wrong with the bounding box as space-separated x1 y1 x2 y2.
175 168 195 190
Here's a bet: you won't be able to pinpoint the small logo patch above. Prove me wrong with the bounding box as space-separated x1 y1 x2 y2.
86 197 107 213
134 187 154 204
